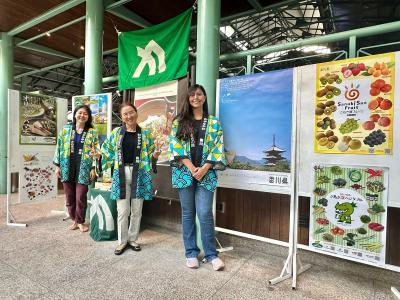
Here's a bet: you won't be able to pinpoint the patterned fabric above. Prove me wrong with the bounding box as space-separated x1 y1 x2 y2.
169 115 227 192
53 124 99 185
101 126 155 201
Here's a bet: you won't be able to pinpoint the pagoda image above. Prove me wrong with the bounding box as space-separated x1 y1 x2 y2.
263 134 286 166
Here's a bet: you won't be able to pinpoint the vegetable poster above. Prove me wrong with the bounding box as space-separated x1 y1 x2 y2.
314 53 394 154
72 93 112 145
20 92 57 145
309 165 388 265
19 151 57 203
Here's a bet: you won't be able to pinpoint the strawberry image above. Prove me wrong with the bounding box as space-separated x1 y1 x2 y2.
358 63 366 71
352 67 361 76
341 66 348 73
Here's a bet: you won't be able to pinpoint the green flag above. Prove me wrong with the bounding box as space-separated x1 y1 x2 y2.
118 8 192 90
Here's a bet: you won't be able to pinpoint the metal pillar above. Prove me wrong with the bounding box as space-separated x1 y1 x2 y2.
0 33 13 193
84 0 104 95
195 0 221 114
349 35 356 58
246 55 252 75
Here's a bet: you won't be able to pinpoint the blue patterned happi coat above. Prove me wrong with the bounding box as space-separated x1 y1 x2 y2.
168 115 227 192
101 126 156 201
53 124 99 185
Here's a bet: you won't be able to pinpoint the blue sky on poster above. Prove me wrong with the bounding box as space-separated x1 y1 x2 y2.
219 69 293 161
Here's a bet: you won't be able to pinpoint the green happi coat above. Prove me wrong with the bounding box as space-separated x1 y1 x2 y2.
169 115 227 192
101 126 156 201
53 124 99 185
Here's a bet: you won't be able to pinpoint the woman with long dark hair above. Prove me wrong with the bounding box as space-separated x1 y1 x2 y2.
54 105 99 232
101 103 161 255
169 84 227 270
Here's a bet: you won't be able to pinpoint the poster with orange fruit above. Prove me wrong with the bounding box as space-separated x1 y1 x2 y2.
314 52 394 154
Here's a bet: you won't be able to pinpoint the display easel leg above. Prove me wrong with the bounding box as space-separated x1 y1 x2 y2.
269 254 293 285
392 287 400 299
215 236 233 253
6 194 27 227
291 255 311 290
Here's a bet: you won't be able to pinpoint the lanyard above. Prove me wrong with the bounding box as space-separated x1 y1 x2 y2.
190 116 208 164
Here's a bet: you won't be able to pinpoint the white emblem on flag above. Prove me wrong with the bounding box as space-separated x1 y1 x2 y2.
89 195 115 231
133 40 166 78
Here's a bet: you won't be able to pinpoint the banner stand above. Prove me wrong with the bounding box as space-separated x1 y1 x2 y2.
392 287 400 299
269 69 311 288
6 96 26 227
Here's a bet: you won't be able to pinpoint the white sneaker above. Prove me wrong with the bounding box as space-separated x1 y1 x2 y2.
211 257 225 271
186 258 199 269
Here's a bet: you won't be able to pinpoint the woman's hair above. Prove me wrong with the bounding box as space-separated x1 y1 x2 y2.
73 105 93 130
175 84 209 140
119 102 137 114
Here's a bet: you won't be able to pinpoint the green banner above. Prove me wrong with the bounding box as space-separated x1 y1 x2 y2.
118 8 192 90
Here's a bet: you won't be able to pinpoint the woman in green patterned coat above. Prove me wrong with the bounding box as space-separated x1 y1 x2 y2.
54 105 99 233
169 84 227 270
101 103 161 255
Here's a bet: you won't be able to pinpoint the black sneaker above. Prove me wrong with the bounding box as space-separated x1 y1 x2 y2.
128 241 141 251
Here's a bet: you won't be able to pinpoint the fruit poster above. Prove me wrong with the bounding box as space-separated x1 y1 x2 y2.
217 69 292 192
19 151 57 203
309 164 388 265
134 80 178 164
72 93 112 145
314 53 394 154
19 92 57 145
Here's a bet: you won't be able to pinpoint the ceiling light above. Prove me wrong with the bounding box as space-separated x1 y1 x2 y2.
220 25 235 38
45 32 51 37
80 45 85 50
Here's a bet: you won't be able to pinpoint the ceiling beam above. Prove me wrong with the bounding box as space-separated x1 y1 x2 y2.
104 0 152 28
14 38 76 60
8 0 86 36
17 16 86 46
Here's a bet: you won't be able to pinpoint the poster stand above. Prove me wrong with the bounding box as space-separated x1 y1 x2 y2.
269 69 311 288
392 287 400 299
6 96 26 227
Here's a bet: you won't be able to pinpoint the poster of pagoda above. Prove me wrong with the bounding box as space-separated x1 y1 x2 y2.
216 69 293 192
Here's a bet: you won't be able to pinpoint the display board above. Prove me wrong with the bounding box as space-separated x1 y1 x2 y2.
19 151 57 203
72 93 112 145
314 53 394 154
216 70 293 193
19 92 57 145
134 80 178 164
297 51 400 208
309 164 388 265
8 89 68 202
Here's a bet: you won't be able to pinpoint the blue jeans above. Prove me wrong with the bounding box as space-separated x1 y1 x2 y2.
178 182 218 261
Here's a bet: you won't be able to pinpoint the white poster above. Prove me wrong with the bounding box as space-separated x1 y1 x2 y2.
19 151 57 203
309 164 388 265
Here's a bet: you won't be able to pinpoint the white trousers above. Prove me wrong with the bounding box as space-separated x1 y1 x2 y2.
116 166 144 246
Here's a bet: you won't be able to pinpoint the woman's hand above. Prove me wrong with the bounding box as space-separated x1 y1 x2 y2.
55 166 61 178
193 164 211 181
153 139 164 159
90 169 96 181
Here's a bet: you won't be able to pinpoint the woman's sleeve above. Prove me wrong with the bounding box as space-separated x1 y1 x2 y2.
206 120 227 171
53 128 64 166
168 120 188 166
100 130 115 171
143 129 157 173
